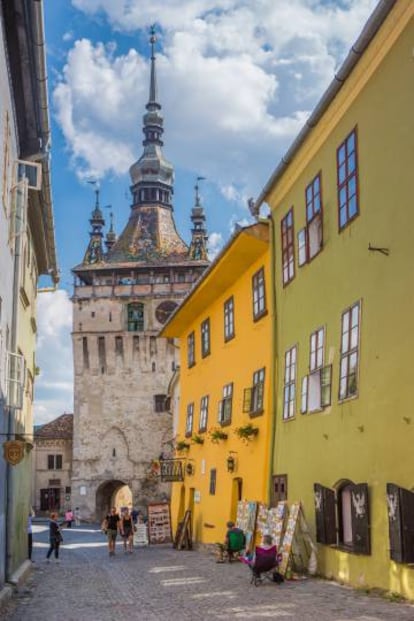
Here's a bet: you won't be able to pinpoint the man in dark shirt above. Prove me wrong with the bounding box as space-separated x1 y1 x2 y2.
104 507 120 556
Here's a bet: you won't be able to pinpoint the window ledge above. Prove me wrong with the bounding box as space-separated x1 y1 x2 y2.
249 410 264 419
219 420 231 428
253 309 268 323
282 416 296 423
338 393 359 405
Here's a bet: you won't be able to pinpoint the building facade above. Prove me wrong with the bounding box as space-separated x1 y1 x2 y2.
71 30 209 522
32 414 73 515
161 222 272 544
0 0 58 588
257 1 414 599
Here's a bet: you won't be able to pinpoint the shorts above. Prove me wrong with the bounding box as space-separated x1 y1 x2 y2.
106 529 117 542
122 528 132 539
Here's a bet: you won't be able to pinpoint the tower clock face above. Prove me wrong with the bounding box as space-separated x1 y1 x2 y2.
155 300 178 324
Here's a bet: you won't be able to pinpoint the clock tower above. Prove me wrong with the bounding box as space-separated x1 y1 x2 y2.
70 28 209 520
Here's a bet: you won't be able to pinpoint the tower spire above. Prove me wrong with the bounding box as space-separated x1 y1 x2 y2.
105 211 117 252
189 176 208 261
83 182 105 264
148 25 159 109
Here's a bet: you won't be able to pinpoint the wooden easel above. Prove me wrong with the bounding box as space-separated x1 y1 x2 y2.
174 509 193 551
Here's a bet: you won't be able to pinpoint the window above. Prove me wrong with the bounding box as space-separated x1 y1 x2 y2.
98 336 106 373
127 303 144 331
48 455 62 470
243 368 265 416
185 403 194 437
199 395 209 432
65 486 71 494
201 318 210 358
339 302 360 400
283 346 297 419
187 331 195 368
209 468 217 495
218 383 233 426
304 328 332 413
314 481 370 554
154 394 168 413
224 297 235 341
337 128 359 229
252 267 267 320
281 209 295 285
386 483 414 564
272 475 288 504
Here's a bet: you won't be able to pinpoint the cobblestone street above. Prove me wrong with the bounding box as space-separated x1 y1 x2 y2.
2 523 414 621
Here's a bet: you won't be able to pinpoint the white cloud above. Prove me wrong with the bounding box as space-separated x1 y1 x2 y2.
207 231 223 259
63 31 74 42
57 0 378 194
34 290 73 424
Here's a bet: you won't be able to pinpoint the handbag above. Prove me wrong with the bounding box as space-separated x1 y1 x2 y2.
56 530 63 544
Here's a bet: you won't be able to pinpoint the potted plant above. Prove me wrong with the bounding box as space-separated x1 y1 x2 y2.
175 440 190 452
208 427 228 443
234 423 259 443
191 433 205 445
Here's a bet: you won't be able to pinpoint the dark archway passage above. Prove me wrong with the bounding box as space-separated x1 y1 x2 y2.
95 480 132 519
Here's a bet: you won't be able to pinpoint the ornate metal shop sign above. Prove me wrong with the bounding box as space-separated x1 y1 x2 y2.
3 440 25 465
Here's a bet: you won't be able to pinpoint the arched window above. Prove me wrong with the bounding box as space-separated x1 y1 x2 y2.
127 303 144 332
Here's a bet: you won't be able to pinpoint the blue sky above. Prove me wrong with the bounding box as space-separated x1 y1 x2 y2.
34 0 378 424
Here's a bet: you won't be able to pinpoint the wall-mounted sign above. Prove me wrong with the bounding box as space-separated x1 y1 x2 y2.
80 486 86 496
194 490 201 503
3 440 25 465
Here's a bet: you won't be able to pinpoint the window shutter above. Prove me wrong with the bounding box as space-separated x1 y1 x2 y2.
243 388 252 413
300 376 308 414
350 483 370 554
321 365 332 407
399 485 414 563
298 228 307 266
314 483 336 545
217 399 223 423
386 483 404 563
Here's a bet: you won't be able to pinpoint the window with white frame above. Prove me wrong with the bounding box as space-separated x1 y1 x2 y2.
339 301 360 400
283 346 297 419
199 395 209 432
281 209 295 285
224 297 235 341
252 267 267 320
185 402 194 437
302 327 332 413
218 383 233 425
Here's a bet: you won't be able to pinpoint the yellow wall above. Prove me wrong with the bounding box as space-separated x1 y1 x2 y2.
267 6 414 598
166 227 272 544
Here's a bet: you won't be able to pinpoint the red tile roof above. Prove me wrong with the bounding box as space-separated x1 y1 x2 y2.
35 413 73 439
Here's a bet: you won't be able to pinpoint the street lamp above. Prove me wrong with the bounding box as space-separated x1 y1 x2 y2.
226 452 237 473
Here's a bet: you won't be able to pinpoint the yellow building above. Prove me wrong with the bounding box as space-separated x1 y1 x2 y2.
256 1 414 599
161 222 273 544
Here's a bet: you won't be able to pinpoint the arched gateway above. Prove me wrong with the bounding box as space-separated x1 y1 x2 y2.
95 480 132 520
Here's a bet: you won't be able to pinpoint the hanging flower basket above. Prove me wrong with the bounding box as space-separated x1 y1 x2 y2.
191 434 205 445
175 440 190 452
234 423 259 443
208 427 228 443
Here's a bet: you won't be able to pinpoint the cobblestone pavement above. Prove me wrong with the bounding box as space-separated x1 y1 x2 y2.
3 523 414 621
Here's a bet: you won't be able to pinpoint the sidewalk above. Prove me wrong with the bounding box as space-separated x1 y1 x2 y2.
2 524 414 620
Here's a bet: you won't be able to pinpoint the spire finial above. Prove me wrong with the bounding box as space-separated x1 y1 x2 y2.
148 25 158 106
194 176 205 207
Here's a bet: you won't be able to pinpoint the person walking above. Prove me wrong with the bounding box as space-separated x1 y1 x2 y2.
27 508 35 561
65 508 74 528
46 512 63 563
74 507 81 526
120 507 134 553
103 507 120 557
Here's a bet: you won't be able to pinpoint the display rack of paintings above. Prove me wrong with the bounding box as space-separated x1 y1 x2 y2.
236 500 257 552
267 501 288 549
278 501 300 576
255 502 268 536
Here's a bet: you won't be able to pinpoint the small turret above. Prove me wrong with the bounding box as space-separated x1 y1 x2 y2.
83 186 105 264
188 177 208 261
105 212 117 252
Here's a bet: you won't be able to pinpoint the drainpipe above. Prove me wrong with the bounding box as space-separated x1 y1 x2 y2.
267 212 278 504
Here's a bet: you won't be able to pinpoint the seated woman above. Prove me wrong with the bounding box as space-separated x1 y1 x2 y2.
245 535 280 584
